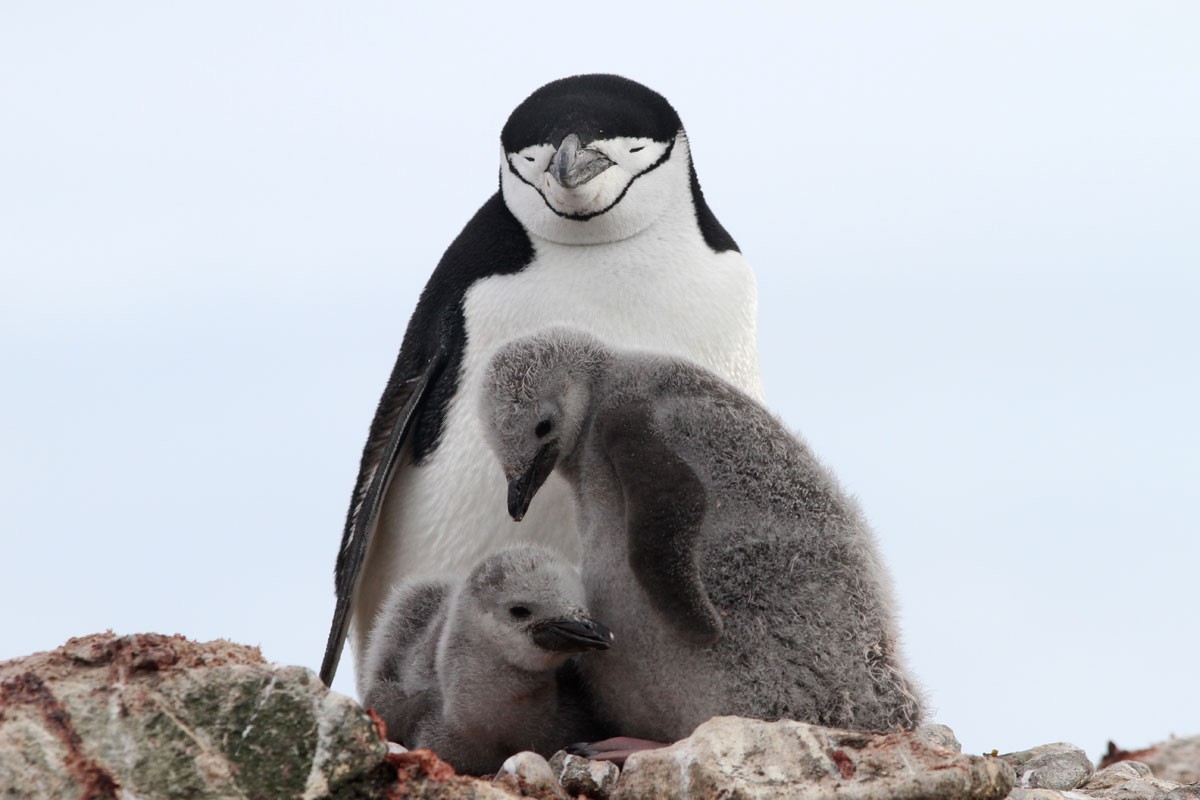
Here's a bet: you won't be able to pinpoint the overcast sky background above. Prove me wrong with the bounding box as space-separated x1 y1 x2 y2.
2 2 1197 760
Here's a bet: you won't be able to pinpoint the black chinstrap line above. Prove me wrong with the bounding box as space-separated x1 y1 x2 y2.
505 135 678 222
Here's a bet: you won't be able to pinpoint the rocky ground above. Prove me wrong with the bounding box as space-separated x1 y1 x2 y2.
1 633 1195 800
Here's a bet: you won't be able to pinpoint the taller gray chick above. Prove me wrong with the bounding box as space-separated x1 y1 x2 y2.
481 329 924 745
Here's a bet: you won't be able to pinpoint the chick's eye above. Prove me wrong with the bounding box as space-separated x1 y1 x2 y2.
629 145 644 153
509 606 531 619
535 419 553 438
524 155 535 162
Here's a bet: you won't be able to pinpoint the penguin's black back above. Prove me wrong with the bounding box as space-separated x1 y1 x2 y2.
379 192 535 463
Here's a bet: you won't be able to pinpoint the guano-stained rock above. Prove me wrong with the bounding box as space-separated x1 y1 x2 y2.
611 716 1015 800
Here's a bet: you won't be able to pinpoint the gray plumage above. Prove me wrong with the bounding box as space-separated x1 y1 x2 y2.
360 544 613 775
481 329 924 743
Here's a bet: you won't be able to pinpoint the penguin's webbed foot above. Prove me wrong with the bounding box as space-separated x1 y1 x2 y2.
566 736 669 765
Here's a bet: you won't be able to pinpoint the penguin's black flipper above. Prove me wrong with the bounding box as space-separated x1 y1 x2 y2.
601 403 723 646
321 346 447 686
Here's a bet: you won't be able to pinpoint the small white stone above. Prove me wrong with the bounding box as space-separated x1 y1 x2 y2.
495 751 567 798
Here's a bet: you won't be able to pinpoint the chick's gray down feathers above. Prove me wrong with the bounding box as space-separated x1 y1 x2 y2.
482 329 924 743
361 543 611 774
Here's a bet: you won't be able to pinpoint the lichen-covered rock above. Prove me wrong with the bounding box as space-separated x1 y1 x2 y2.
549 750 620 799
1165 785 1200 800
1002 743 1094 790
611 716 1015 800
0 632 392 799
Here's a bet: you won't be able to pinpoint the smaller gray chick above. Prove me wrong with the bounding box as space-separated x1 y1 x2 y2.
481 328 924 748
360 544 614 775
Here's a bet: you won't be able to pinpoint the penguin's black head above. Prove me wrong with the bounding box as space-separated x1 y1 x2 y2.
500 74 692 244
501 74 680 155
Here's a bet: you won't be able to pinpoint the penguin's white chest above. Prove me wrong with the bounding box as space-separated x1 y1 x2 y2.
463 233 761 391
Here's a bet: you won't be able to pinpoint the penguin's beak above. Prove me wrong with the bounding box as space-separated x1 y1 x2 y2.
549 133 614 189
530 616 615 653
507 442 560 521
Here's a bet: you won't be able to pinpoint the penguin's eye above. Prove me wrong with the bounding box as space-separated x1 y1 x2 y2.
535 419 553 438
509 606 531 619
629 146 644 153
524 155 535 162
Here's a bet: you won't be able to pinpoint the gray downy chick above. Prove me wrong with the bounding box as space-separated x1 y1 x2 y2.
481 328 925 744
360 543 614 775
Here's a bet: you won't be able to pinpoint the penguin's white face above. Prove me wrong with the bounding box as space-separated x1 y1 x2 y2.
501 134 690 245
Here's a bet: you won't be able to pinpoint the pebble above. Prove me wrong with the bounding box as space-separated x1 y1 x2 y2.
1088 778 1173 800
1087 763 1155 791
549 750 620 799
917 723 963 753
1009 789 1071 800
1003 743 1094 790
494 751 568 799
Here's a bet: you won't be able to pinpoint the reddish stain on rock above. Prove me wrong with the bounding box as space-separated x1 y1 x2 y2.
0 672 121 800
832 748 856 779
389 748 458 782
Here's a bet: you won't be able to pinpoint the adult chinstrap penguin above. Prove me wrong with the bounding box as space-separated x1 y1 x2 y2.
360 544 614 775
321 73 763 689
482 328 925 751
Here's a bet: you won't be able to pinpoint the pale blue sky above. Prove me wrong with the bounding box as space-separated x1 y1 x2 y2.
2 2 1197 759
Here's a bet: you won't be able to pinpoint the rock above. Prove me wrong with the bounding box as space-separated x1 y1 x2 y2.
611 716 1014 800
1087 778 1178 800
549 750 620 798
0 632 393 799
1165 786 1200 800
1001 743 1093 790
1104 738 1200 785
1007 789 1070 800
393 748 521 799
494 751 567 799
1087 763 1155 791
919 723 963 753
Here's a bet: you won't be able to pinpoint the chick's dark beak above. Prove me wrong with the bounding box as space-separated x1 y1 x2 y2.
507 441 560 521
549 133 614 189
530 616 615 653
